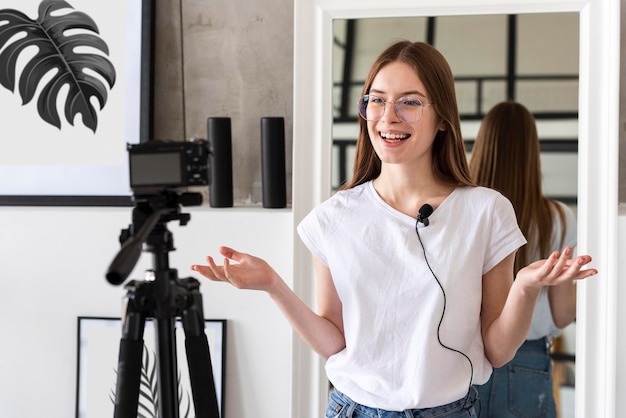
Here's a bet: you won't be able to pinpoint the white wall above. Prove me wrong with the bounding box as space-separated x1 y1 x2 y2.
0 206 295 418
618 211 626 407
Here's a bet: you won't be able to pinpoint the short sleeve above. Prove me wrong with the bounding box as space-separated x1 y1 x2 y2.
297 209 329 266
482 193 527 274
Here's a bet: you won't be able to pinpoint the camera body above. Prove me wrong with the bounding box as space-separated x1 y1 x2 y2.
128 139 209 191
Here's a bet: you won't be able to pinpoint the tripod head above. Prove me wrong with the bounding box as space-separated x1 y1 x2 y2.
106 190 203 286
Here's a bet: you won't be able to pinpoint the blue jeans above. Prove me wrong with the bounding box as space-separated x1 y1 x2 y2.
474 337 556 418
325 387 478 418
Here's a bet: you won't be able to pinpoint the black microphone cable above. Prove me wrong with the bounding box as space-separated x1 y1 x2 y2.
414 208 475 408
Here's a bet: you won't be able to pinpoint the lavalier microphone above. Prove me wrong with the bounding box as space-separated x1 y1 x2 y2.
417 204 433 226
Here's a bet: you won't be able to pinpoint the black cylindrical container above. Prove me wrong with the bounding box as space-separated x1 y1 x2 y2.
207 117 234 207
260 117 287 208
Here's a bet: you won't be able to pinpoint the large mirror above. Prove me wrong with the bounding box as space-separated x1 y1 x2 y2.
292 1 619 418
330 14 579 416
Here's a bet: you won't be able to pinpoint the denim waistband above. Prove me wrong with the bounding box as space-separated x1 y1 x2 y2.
519 337 550 353
330 386 477 417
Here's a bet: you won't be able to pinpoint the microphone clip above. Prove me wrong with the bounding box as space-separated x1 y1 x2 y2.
417 204 433 227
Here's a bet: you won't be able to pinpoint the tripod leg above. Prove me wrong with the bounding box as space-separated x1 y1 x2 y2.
181 278 220 418
154 316 180 418
113 310 146 418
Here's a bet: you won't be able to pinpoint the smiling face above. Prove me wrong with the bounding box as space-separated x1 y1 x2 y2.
366 61 445 169
344 41 472 191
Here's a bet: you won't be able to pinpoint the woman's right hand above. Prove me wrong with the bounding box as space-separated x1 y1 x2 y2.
194 247 347 358
191 246 280 292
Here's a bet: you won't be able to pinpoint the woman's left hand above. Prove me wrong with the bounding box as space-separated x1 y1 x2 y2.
515 246 597 290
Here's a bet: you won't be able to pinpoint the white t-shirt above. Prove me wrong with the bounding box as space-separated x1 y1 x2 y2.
297 182 526 410
527 201 577 340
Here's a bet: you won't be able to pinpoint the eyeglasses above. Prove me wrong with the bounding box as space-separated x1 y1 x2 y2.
358 94 434 123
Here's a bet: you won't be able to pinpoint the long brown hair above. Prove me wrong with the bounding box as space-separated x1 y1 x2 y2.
341 40 474 190
469 101 566 274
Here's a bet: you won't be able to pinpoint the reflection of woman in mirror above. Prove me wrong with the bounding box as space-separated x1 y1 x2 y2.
469 101 577 418
192 41 596 418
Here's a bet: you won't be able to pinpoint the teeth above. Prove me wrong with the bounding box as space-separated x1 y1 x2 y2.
381 132 409 140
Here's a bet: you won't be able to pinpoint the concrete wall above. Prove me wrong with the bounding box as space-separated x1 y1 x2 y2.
152 0 294 205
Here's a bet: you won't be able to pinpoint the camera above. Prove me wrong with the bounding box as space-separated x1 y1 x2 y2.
128 139 210 191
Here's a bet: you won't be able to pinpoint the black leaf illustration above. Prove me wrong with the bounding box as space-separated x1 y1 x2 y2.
138 345 158 417
178 369 192 418
0 0 116 132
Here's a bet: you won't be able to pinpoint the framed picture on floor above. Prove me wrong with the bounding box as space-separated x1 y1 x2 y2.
75 316 226 418
0 0 154 206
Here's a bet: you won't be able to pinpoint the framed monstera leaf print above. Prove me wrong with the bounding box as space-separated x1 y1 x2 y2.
0 0 154 205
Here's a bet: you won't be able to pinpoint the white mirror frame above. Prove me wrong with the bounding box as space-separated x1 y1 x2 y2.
292 1 620 417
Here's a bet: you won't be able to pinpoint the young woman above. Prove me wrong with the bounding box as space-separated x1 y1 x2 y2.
469 101 578 417
191 41 596 418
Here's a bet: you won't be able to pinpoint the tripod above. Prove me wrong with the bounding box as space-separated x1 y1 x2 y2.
106 191 220 418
